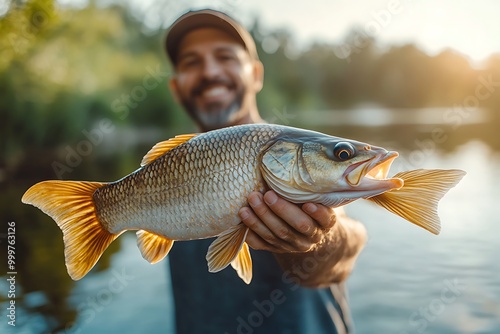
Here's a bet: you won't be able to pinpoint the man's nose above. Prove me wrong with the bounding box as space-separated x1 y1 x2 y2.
202 57 223 79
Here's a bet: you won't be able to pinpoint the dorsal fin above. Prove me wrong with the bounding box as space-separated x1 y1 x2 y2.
140 133 198 166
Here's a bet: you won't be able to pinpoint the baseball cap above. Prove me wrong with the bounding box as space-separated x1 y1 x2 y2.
165 9 259 65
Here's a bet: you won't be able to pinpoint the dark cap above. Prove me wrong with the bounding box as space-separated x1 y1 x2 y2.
165 9 259 65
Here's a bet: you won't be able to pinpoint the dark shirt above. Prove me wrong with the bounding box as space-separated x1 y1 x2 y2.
169 238 353 334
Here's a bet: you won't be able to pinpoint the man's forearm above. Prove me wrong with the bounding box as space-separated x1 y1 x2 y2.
274 210 367 288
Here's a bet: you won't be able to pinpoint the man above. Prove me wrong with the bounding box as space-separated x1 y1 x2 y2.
164 9 367 333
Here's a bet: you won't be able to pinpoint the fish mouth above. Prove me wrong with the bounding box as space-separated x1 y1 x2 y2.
344 151 403 190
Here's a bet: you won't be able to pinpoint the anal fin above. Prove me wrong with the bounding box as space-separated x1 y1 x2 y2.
231 242 253 284
136 230 174 264
206 224 251 280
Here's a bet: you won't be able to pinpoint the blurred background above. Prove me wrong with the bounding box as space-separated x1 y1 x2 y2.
1 0 499 333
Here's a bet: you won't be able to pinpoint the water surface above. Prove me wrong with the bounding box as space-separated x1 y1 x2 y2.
1 114 499 334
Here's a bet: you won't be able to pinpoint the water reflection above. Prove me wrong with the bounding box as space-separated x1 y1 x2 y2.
1 113 499 333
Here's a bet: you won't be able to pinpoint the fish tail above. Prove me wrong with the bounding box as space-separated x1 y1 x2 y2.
367 169 466 234
22 180 121 280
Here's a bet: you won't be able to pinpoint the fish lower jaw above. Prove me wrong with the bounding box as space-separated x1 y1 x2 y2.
330 176 403 201
357 177 404 193
315 188 387 207
319 189 391 207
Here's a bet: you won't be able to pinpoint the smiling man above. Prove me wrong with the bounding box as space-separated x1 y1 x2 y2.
164 9 367 333
167 13 264 131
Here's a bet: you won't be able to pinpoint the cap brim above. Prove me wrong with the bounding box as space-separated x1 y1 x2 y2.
165 10 258 65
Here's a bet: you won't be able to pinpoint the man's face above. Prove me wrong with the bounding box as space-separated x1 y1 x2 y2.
170 28 262 130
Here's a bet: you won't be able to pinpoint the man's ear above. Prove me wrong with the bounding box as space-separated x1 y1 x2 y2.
252 60 264 93
169 77 181 103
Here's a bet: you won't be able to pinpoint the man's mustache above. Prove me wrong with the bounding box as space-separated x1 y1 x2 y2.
192 79 236 96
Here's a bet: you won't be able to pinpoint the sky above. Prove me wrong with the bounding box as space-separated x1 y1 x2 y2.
120 0 500 65
232 0 500 64
25 0 500 64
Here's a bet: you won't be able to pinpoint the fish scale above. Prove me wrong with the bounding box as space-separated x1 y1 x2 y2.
93 124 282 240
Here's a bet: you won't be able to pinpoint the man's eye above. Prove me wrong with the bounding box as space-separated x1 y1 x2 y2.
179 58 199 68
218 53 235 61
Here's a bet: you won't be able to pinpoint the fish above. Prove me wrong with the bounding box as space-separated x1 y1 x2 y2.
21 124 466 284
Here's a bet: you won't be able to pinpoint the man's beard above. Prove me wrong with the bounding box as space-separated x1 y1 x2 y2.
193 98 243 131
180 79 245 131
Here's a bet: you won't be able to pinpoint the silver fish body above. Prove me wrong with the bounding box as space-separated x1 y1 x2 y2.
94 124 282 239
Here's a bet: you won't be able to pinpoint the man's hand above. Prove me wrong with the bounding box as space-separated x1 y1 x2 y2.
238 190 367 287
238 191 336 253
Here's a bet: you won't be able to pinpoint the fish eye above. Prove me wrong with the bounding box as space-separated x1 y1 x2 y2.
333 142 355 161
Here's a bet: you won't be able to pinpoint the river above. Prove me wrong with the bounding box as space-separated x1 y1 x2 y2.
1 109 499 334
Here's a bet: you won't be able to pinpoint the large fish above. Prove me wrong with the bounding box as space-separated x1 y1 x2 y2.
22 124 465 284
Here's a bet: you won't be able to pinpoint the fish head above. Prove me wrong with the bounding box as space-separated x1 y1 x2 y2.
260 130 404 207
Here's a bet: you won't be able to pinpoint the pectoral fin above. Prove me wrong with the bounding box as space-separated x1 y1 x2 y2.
206 224 251 279
136 230 174 264
231 242 253 284
367 169 466 235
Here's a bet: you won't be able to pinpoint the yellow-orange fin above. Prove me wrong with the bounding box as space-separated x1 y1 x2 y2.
206 224 250 276
230 242 253 284
367 169 466 235
136 230 174 264
141 133 198 166
21 180 121 280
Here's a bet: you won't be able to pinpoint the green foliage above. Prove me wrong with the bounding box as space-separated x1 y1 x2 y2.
0 2 180 175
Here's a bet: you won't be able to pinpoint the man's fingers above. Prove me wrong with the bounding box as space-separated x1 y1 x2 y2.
240 192 316 252
244 229 287 253
262 191 320 238
238 191 337 253
302 203 336 230
239 206 297 252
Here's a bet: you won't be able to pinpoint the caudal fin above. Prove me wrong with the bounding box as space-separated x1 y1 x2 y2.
367 169 466 234
22 180 121 280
